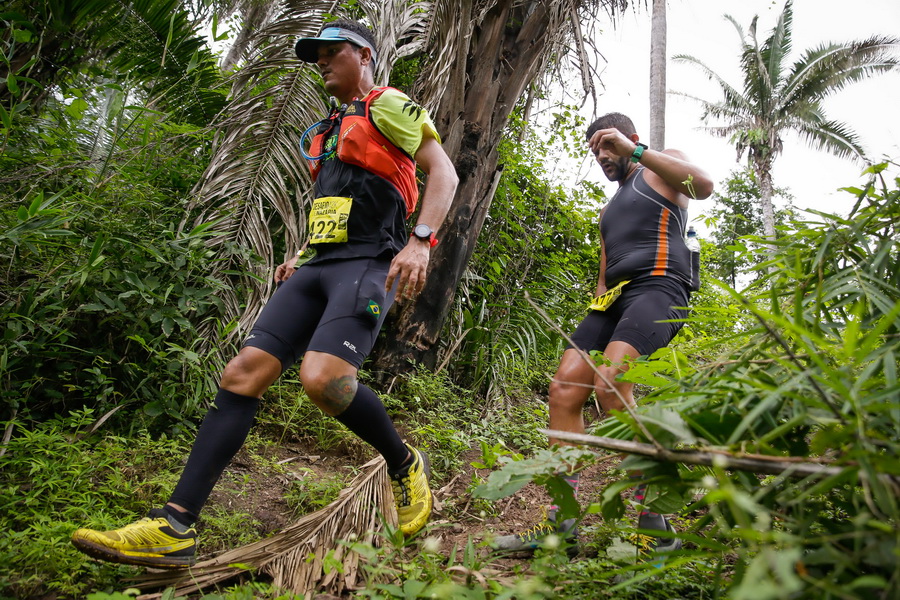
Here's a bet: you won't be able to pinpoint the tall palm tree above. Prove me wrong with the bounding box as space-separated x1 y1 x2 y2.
674 0 899 241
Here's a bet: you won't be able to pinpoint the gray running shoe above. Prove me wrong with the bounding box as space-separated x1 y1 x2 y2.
491 511 578 555
631 513 682 563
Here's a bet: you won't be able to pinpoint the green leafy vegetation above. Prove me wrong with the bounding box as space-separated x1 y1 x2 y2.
1 1 230 431
2 1 899 598
0 411 188 596
3 170 899 600
481 165 900 599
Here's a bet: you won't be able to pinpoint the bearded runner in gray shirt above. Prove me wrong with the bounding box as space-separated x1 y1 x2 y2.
493 112 713 560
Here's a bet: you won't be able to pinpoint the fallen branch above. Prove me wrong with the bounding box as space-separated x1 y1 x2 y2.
540 429 900 494
131 456 395 599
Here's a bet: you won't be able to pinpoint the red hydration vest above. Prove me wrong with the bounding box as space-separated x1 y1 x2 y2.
306 87 419 217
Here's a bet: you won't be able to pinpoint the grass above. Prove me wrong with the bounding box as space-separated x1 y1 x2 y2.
283 467 349 515
0 411 188 597
0 370 724 599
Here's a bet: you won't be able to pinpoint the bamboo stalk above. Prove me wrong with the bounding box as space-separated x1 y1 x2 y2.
539 429 900 493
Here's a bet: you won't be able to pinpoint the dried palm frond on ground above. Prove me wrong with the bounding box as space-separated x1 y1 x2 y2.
132 456 396 599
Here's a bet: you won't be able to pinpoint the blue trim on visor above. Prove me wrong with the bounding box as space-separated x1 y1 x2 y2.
295 27 378 66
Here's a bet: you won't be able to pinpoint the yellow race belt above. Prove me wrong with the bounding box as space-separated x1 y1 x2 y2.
589 280 630 311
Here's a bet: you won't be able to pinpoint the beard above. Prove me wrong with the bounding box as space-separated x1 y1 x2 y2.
599 156 631 182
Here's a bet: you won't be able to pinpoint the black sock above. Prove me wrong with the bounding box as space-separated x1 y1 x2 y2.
334 383 408 471
167 388 260 520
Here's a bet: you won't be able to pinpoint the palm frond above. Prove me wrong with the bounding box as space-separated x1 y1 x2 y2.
673 54 751 115
722 13 747 42
182 1 343 340
790 116 865 162
742 25 777 117
132 456 396 597
780 36 900 113
412 0 471 117
761 0 792 92
360 0 433 86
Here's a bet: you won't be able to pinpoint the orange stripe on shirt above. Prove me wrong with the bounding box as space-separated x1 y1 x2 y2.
651 208 670 276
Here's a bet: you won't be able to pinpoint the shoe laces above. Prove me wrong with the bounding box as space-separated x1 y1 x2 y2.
516 519 557 543
119 517 156 533
391 471 412 507
109 517 166 544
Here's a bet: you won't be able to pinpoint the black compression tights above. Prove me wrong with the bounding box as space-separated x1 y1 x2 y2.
167 388 259 522
335 382 409 472
166 384 409 524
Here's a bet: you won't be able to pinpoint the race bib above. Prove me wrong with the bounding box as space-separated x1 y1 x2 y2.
308 196 351 244
589 280 630 311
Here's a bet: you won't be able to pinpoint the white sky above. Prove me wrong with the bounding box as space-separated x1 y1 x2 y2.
551 0 900 231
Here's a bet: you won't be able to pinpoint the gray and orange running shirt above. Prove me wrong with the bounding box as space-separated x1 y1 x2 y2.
600 167 692 289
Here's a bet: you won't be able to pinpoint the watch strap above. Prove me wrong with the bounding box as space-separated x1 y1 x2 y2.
631 142 648 163
412 225 439 247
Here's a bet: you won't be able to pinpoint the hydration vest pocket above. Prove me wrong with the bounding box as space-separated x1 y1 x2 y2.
336 120 418 214
337 122 401 180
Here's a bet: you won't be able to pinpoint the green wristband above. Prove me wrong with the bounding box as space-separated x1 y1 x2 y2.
631 142 648 163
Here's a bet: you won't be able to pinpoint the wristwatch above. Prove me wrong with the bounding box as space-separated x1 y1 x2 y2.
412 223 438 247
630 142 648 163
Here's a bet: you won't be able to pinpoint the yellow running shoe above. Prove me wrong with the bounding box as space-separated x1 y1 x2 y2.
389 445 433 536
71 509 196 568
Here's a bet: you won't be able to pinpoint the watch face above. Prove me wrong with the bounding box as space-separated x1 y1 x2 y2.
414 224 433 239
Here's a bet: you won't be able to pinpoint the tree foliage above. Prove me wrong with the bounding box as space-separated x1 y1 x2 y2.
1 0 225 127
1 0 228 428
432 107 603 398
674 0 900 241
595 164 900 599
704 167 794 288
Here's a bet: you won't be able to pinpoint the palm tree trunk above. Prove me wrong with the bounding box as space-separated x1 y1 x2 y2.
648 0 667 149
371 0 564 373
756 158 777 241
220 1 280 71
754 156 779 272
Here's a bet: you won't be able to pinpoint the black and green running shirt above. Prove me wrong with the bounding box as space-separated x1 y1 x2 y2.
304 87 440 263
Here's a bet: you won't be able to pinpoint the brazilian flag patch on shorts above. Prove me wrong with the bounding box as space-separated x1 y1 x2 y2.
366 300 381 319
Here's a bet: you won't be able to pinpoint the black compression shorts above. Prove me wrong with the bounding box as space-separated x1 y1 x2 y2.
242 257 394 371
568 277 689 357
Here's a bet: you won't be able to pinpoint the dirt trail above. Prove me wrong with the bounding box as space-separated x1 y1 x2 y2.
200 440 625 571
